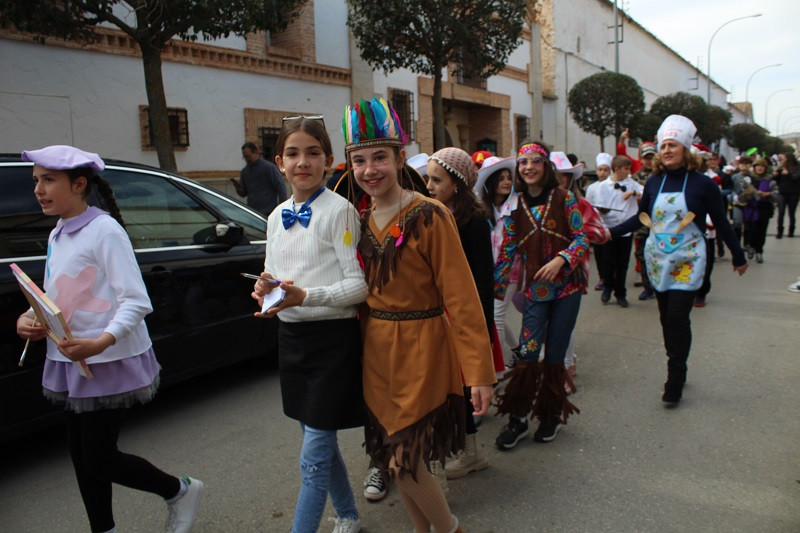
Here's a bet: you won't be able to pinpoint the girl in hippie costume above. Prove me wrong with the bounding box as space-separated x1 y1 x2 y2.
493 141 588 449
251 117 367 533
608 115 748 404
344 98 496 533
15 145 202 533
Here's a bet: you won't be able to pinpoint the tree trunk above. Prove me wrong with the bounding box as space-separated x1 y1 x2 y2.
599 136 605 153
433 67 446 152
141 45 178 173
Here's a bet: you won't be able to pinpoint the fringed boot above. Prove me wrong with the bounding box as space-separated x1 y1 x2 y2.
533 362 580 442
494 361 541 449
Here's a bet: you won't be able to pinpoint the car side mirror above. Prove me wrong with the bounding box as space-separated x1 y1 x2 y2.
193 221 244 246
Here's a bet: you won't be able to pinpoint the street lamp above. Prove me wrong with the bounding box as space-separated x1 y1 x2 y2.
776 105 800 133
707 14 762 104
744 63 781 122
781 116 800 134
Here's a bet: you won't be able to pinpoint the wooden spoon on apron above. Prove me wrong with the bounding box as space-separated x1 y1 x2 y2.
675 211 696 233
639 212 656 231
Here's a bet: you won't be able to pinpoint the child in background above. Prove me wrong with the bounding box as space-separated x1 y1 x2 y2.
586 153 612 291
594 155 643 307
474 155 521 367
425 147 497 481
252 117 367 533
494 141 587 449
15 145 202 533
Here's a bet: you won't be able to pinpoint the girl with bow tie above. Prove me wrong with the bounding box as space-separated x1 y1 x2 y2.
252 117 367 533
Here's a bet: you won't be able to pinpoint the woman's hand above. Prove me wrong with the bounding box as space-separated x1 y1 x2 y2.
533 256 567 283
254 281 305 318
734 263 749 276
17 312 47 341
471 385 494 417
57 333 116 361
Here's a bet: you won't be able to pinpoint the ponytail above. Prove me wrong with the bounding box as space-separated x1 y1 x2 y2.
94 176 126 228
65 167 126 228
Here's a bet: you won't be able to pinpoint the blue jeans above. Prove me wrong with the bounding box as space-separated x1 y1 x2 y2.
291 424 358 533
518 291 582 365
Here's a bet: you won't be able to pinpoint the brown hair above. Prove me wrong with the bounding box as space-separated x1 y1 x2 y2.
275 118 333 158
611 155 631 171
651 146 701 174
435 163 488 228
480 166 514 212
515 140 558 193
65 167 125 228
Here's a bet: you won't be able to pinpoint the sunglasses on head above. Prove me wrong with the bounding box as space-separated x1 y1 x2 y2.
282 115 326 127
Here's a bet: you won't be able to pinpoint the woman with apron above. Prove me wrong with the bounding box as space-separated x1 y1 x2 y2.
608 115 748 404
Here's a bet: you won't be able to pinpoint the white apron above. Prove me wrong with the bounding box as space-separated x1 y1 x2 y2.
645 174 706 292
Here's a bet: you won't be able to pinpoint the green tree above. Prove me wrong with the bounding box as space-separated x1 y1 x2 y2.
567 72 645 152
631 112 662 144
0 0 306 172
727 123 768 153
648 92 708 131
347 0 527 151
699 105 732 145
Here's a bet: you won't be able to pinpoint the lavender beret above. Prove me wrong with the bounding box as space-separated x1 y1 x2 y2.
21 145 105 172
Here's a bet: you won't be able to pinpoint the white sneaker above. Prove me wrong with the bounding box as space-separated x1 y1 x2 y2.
331 516 361 533
165 477 204 533
788 281 800 293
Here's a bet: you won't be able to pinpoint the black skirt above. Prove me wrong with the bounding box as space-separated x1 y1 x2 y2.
278 317 365 430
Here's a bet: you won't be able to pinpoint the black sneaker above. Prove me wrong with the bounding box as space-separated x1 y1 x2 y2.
638 288 655 301
601 287 612 303
617 296 629 308
533 418 562 442
363 467 388 501
495 418 529 450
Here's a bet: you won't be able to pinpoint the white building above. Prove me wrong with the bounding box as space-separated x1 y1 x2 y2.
0 0 747 192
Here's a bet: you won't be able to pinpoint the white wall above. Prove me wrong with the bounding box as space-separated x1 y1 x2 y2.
0 39 351 171
547 0 731 168
315 0 350 69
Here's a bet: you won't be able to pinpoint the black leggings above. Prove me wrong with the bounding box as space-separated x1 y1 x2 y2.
655 289 696 380
65 409 180 532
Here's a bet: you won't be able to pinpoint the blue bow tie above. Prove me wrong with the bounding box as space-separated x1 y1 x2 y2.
282 204 312 229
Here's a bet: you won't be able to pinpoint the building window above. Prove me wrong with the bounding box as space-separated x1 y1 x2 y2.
390 89 415 141
259 127 282 162
456 50 487 90
139 106 189 151
515 115 530 147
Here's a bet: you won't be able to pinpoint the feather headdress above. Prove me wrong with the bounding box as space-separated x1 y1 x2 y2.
342 97 409 151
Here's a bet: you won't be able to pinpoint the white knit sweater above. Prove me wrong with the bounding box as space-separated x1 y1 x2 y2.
264 188 367 322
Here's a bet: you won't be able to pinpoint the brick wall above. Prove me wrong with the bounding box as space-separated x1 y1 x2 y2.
269 0 316 63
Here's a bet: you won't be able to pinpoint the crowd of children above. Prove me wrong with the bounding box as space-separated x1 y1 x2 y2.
26 104 800 532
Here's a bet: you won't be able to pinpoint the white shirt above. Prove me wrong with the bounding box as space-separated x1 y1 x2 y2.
594 176 644 236
264 188 367 322
44 208 153 364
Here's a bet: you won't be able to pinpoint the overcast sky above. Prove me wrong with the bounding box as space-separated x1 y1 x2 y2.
623 0 800 134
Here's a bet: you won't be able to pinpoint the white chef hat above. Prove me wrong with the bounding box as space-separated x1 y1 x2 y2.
595 153 613 169
657 114 697 150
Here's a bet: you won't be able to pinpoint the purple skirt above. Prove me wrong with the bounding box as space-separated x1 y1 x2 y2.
42 348 161 413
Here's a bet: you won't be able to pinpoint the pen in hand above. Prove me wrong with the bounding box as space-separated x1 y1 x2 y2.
19 338 30 367
240 273 282 285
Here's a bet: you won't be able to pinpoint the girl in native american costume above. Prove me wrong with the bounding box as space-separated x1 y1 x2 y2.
343 97 496 533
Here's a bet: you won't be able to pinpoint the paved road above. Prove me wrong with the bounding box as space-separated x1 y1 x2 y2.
1 223 798 532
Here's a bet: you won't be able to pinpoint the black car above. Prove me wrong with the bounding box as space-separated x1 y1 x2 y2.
0 156 278 442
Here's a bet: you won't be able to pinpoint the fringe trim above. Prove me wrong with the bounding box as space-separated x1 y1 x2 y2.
533 362 580 424
364 394 466 483
494 361 540 418
359 201 443 294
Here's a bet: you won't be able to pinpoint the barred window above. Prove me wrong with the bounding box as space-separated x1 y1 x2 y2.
515 115 530 147
259 127 282 162
390 89 415 141
140 106 189 150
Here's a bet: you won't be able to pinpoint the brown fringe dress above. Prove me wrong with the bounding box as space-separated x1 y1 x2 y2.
358 195 497 480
